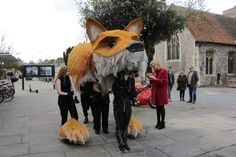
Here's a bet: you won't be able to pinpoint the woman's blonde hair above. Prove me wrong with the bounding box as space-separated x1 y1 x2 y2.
54 65 68 83
150 59 161 69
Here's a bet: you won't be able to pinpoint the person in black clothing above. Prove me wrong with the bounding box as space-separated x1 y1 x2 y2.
177 72 188 101
112 71 133 152
92 82 110 134
55 66 78 125
168 66 175 102
80 82 94 124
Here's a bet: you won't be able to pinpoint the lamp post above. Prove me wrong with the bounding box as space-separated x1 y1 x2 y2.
0 62 4 80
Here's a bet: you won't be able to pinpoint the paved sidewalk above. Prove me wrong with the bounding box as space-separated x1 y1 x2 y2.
0 80 236 157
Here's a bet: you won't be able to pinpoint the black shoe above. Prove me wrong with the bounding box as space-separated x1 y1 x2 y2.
118 145 125 152
158 122 165 130
187 101 192 103
162 122 166 128
74 97 80 103
103 130 109 134
95 130 100 134
83 117 89 124
192 101 196 104
155 123 161 129
123 144 131 151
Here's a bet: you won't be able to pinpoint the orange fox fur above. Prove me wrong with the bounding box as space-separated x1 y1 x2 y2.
59 118 89 144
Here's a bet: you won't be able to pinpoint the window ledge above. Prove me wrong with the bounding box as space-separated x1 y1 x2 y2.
166 59 181 62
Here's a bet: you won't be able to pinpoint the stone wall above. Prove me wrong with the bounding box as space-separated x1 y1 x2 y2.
154 27 198 79
198 44 236 86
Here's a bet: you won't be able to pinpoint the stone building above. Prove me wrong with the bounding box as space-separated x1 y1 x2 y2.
223 5 236 18
153 12 236 86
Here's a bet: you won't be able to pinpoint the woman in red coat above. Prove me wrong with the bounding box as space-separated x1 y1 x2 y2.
148 60 168 129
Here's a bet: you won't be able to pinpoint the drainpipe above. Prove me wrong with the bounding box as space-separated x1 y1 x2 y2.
196 42 201 86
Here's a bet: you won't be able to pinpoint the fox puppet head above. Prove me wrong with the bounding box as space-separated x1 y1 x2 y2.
68 18 147 93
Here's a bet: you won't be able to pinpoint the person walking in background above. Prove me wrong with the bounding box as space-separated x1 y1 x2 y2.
177 72 188 101
54 66 78 125
167 66 175 102
149 60 168 130
112 71 133 152
80 81 94 124
187 66 199 104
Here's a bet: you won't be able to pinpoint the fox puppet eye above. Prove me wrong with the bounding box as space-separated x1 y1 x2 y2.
108 40 116 48
99 37 118 48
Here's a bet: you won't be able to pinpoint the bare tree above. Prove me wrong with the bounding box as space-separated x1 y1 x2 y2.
0 34 7 53
167 0 206 11
0 33 15 54
167 0 207 20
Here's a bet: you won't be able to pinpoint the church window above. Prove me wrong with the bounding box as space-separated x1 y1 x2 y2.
206 51 213 75
167 34 180 60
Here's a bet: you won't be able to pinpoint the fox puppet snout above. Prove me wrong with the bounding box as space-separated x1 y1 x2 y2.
68 17 147 92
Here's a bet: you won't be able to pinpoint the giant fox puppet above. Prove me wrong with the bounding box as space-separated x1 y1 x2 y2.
59 17 147 144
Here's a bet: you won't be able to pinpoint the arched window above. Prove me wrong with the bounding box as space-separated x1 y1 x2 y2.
167 33 180 60
206 51 214 75
210 58 213 74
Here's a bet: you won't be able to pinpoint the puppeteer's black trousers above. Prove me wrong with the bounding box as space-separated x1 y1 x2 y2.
81 93 94 118
114 99 132 146
58 96 78 125
92 92 110 132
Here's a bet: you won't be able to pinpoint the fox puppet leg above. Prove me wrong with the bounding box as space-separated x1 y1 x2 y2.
59 118 90 145
128 116 143 139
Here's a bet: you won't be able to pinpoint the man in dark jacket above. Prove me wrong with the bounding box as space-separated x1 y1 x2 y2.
187 67 199 103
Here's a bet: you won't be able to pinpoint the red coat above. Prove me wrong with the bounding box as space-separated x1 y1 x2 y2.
150 68 168 106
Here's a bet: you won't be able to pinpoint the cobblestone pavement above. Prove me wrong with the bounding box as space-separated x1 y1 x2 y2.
0 80 236 157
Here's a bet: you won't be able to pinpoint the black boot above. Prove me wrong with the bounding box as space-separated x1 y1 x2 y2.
123 144 131 151
155 122 161 129
159 122 165 130
95 130 100 134
118 145 125 152
83 117 89 124
116 128 125 152
156 107 161 129
122 131 130 151
74 96 80 103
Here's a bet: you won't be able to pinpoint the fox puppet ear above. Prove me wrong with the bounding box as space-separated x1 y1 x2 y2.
86 17 107 43
124 17 142 36
86 17 142 42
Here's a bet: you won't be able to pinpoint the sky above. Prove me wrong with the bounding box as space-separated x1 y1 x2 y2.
0 0 236 63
